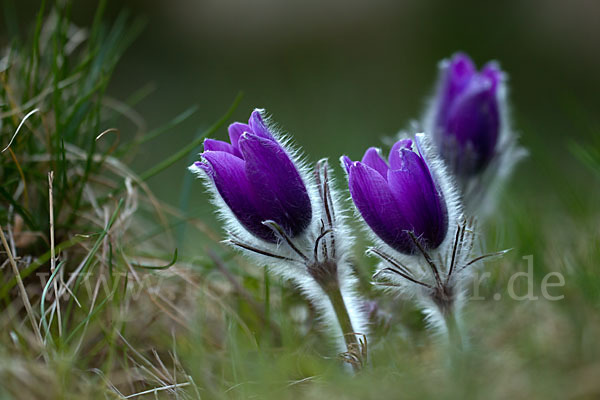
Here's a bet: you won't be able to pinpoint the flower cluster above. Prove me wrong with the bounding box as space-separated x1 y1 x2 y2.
190 52 523 370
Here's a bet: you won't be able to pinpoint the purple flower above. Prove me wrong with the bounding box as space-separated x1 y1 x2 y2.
195 109 312 242
342 138 448 255
432 52 502 175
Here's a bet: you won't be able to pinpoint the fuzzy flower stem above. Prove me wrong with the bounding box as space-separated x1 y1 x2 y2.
308 253 363 371
323 281 361 373
442 308 463 351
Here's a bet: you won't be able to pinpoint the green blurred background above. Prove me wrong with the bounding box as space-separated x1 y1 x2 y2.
3 0 600 240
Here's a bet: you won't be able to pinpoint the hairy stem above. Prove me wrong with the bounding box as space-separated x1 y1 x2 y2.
442 308 463 351
325 283 362 372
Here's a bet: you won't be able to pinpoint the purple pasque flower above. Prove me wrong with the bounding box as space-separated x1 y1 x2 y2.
432 52 502 175
342 136 448 255
193 109 312 242
191 112 369 369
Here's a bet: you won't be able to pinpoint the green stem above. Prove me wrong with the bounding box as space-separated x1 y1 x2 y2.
264 268 271 345
325 284 362 372
442 309 463 351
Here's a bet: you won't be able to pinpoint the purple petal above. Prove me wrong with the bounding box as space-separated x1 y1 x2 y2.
341 155 354 173
481 62 502 90
228 122 251 153
449 53 476 76
204 138 241 157
388 139 413 170
436 53 477 127
387 150 448 251
361 148 389 179
248 110 274 140
445 75 500 171
238 132 311 238
347 162 413 253
194 160 212 176
446 53 477 95
202 151 275 241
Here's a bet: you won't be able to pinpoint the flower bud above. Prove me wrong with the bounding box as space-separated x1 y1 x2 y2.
432 52 502 175
342 137 448 255
192 109 312 242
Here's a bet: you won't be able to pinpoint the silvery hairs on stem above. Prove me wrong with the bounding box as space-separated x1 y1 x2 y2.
189 109 367 370
421 52 527 218
342 132 508 345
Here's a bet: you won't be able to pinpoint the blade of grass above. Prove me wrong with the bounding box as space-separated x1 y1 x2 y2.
40 260 65 343
570 141 600 181
175 132 204 244
7 148 30 210
64 286 116 344
0 225 46 357
0 186 38 231
0 234 89 301
48 171 62 338
61 198 124 334
138 92 243 182
25 0 46 96
131 249 178 270
134 105 199 147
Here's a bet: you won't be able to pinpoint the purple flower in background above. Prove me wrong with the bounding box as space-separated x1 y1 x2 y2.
432 52 502 175
193 109 312 242
342 137 448 255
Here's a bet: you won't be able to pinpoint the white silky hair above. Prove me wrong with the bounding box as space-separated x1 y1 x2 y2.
417 289 467 344
189 108 368 354
421 56 527 218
